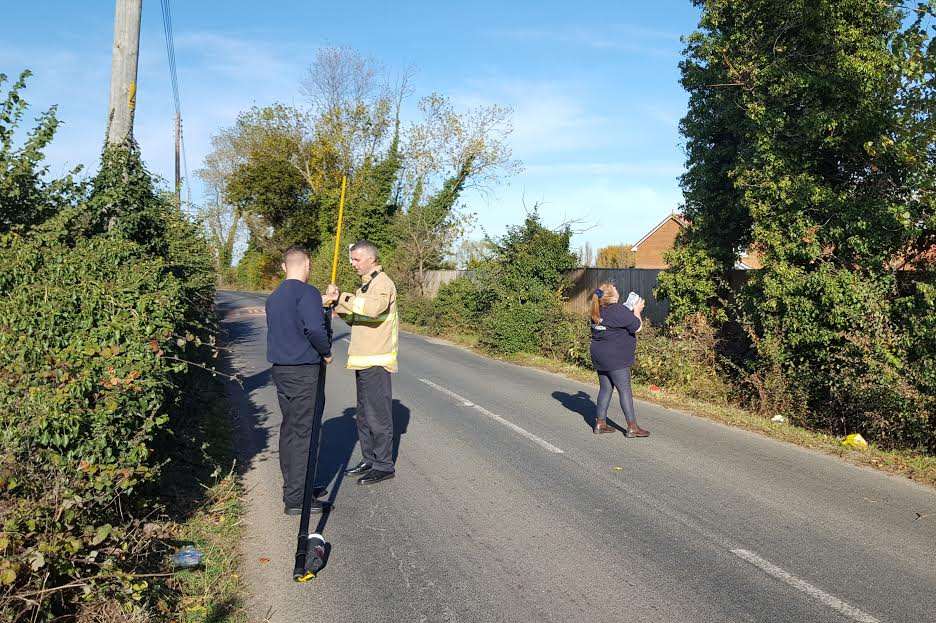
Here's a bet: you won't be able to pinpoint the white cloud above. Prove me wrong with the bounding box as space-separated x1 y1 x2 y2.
452 78 614 160
174 32 306 87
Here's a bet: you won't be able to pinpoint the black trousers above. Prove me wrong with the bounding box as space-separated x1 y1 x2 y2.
355 366 394 472
271 363 325 506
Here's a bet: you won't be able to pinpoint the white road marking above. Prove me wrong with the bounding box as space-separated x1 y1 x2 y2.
418 378 564 454
731 549 882 623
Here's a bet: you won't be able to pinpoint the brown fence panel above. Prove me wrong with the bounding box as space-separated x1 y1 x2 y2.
419 269 469 298
421 267 752 326
563 268 669 325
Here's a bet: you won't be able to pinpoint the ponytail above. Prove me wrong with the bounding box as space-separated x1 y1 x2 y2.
590 293 602 325
590 282 615 325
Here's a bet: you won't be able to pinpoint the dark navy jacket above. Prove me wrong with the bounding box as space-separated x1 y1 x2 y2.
265 279 332 365
589 303 641 371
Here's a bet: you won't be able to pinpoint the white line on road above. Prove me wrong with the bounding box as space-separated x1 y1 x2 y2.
731 549 882 623
418 378 564 454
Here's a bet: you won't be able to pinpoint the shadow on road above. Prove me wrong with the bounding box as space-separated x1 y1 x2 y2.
220 318 262 347
551 389 625 432
218 320 273 478
311 399 411 567
392 399 411 462
242 367 271 394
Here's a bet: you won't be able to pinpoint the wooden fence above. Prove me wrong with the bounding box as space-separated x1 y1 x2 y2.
562 268 670 325
418 269 475 298
420 268 754 325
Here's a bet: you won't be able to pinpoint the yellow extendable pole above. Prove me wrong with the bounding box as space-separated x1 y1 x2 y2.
330 175 348 284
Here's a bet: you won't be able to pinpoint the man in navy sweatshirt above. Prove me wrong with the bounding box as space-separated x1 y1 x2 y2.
265 245 334 515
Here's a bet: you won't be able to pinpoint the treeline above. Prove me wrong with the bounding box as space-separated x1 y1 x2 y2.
658 0 935 451
198 47 517 294
0 72 216 619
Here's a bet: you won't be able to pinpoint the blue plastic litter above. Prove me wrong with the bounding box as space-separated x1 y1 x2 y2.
172 545 204 568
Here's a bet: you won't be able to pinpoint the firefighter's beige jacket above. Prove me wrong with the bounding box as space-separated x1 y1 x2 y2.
335 267 399 373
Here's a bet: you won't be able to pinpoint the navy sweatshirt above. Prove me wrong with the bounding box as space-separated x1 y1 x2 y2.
589 303 641 371
265 279 332 365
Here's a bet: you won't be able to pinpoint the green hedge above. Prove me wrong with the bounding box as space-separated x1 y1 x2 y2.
0 221 215 617
0 124 215 618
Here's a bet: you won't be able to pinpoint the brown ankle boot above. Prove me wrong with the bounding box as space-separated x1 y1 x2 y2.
593 419 616 434
625 424 650 438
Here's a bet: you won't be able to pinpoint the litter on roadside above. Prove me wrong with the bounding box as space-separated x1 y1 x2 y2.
171 545 204 568
842 433 869 449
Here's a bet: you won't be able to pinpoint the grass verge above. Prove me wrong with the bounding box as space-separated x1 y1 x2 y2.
403 322 936 489
158 368 246 623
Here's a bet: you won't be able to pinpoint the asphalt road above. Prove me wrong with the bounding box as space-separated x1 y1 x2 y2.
216 290 936 623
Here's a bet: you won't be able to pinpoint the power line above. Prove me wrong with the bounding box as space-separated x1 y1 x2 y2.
159 0 190 207
159 0 181 114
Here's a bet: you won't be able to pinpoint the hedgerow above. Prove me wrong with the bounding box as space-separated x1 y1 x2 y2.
0 71 216 619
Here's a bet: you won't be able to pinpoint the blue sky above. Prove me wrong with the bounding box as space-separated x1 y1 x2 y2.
1 1 701 253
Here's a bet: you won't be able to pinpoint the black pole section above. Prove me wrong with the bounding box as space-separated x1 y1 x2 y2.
292 362 328 581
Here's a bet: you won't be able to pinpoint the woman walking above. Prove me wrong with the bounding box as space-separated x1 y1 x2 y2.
589 283 650 437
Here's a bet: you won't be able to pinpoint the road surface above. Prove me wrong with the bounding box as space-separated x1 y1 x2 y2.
217 290 935 623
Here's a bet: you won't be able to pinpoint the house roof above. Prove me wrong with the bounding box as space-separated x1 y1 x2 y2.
632 212 689 250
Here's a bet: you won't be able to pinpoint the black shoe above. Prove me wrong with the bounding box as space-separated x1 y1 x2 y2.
344 461 372 476
357 469 395 486
284 499 328 516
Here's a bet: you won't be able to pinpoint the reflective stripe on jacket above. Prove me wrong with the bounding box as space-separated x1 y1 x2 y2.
335 267 399 372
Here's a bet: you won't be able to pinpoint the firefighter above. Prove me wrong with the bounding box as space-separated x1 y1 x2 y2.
327 240 399 485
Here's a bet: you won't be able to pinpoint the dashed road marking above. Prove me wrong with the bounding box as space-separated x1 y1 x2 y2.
731 549 882 623
418 378 564 454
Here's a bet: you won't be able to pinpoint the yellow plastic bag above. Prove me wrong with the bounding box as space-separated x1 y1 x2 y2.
842 433 869 449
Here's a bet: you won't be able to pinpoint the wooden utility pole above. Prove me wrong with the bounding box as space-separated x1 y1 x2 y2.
174 112 182 205
106 0 143 145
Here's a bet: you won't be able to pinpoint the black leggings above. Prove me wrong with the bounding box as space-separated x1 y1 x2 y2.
596 368 637 425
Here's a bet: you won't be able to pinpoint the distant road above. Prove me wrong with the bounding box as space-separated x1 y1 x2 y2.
218 290 936 623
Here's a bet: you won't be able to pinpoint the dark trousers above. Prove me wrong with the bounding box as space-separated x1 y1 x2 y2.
596 367 637 425
271 363 324 506
355 366 394 472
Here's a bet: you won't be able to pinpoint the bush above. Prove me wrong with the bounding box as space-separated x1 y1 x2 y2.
633 315 730 404
478 211 579 356
398 293 436 329
477 294 550 355
0 227 214 615
432 277 494 333
742 265 934 451
538 307 592 368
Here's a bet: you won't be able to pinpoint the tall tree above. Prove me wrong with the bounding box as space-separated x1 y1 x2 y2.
393 93 520 292
196 104 309 267
659 0 936 448
596 244 635 268
298 48 405 248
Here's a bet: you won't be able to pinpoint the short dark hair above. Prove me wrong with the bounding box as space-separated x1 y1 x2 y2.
283 245 310 264
349 240 378 260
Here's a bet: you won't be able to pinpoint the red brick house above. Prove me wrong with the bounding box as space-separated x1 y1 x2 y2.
632 213 763 269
